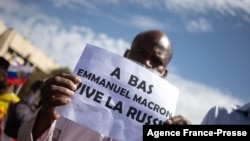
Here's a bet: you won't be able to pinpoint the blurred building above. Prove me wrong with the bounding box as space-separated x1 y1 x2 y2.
0 20 60 74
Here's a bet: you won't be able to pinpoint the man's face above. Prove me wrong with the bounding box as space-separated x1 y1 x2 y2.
126 34 172 78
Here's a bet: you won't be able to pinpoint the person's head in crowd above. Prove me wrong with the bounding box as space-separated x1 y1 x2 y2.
124 29 172 78
30 80 44 94
0 56 10 72
0 57 10 92
23 80 45 107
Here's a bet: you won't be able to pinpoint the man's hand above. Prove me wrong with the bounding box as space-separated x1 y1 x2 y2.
165 115 191 125
33 73 81 140
41 73 81 109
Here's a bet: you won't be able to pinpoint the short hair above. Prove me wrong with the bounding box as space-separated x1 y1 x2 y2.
0 57 10 89
131 30 173 64
30 80 44 92
0 56 10 71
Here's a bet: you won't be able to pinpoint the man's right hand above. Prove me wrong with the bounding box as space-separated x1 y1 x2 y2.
41 73 81 109
33 73 81 140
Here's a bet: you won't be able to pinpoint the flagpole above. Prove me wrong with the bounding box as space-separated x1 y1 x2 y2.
15 84 23 95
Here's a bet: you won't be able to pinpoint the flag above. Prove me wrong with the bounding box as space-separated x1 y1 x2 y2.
7 65 34 86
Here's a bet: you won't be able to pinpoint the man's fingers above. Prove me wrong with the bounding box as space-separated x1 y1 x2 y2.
166 115 192 125
40 73 81 107
49 94 72 106
60 73 81 84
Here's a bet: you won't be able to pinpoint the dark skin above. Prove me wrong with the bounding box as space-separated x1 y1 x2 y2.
124 30 172 78
32 30 191 140
125 30 190 125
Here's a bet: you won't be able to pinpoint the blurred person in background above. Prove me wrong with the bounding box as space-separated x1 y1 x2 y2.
0 57 20 141
201 102 250 124
4 79 44 140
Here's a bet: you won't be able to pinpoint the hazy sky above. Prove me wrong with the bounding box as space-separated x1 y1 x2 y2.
0 0 249 124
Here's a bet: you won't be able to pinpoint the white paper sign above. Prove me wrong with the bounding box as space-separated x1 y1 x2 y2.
57 43 179 141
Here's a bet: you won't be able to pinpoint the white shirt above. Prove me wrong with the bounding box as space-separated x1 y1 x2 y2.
201 102 250 124
17 109 115 141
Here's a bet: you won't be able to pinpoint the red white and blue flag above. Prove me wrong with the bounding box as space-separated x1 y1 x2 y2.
7 65 34 86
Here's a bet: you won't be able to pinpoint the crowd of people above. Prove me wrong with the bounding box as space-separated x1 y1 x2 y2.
0 57 20 141
0 29 249 141
0 56 45 141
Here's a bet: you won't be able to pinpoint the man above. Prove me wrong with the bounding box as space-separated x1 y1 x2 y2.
201 102 250 124
18 30 191 141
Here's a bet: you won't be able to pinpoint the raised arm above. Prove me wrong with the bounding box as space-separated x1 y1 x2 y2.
32 73 81 140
